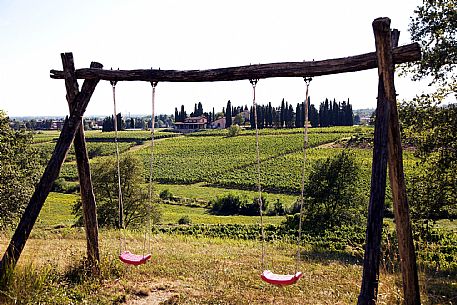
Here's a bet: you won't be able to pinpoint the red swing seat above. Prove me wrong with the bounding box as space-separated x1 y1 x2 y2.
260 270 303 286
119 251 151 266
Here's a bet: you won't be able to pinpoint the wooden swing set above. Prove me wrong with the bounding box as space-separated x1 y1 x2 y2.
0 18 422 304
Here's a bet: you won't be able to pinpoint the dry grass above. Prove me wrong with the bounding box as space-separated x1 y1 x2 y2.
0 230 413 304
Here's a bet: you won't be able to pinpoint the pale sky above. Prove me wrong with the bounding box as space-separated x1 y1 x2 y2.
0 0 429 117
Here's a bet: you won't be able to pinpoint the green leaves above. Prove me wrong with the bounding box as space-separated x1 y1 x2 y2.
406 0 457 86
0 111 41 229
301 150 365 231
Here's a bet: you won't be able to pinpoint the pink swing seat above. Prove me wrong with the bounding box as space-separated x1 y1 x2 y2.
119 251 151 266
261 270 303 286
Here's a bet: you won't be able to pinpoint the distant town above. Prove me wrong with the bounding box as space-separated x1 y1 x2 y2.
8 99 375 131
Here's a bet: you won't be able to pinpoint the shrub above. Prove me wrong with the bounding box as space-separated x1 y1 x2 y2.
227 124 241 137
210 194 245 215
178 215 192 225
268 199 285 216
159 189 173 201
52 178 80 194
209 194 267 216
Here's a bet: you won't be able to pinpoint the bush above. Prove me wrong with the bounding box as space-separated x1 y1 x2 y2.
52 178 80 194
268 199 286 216
178 215 192 225
227 124 241 137
210 194 245 215
159 189 173 201
209 194 268 216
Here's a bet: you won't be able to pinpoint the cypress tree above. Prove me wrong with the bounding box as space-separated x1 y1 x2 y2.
192 103 197 117
180 105 184 121
280 98 285 128
346 99 353 126
310 103 319 128
197 102 203 116
287 104 294 128
250 106 255 129
332 99 339 126
295 103 301 128
225 100 232 128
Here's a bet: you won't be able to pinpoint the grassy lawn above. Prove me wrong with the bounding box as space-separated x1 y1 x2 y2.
160 203 285 225
36 192 78 229
0 232 406 305
154 182 298 207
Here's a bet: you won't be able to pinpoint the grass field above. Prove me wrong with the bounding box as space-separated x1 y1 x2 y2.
0 231 405 305
1 127 455 304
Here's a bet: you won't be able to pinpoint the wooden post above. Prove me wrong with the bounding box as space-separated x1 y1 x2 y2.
373 17 421 305
62 53 100 270
358 66 391 305
358 25 401 305
0 62 102 283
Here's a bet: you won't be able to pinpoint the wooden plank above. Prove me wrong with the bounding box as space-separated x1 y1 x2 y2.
357 24 394 305
0 61 102 283
62 53 100 271
50 43 421 82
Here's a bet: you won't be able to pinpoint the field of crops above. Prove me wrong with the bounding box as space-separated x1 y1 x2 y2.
134 130 357 186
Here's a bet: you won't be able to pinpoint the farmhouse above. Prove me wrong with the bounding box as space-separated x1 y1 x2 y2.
174 116 208 130
210 117 226 129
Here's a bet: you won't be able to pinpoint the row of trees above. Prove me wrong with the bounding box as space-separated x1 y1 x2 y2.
175 98 353 129
248 98 353 129
102 113 174 131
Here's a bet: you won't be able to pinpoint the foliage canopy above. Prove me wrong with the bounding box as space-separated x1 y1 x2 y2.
0 111 41 229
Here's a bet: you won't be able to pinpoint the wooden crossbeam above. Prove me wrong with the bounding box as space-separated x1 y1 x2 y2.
50 43 420 82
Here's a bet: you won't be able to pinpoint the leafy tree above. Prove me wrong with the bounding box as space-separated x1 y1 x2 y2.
300 150 364 231
404 0 456 91
400 100 457 223
102 116 113 132
233 113 244 126
73 154 160 228
398 0 457 226
0 111 41 229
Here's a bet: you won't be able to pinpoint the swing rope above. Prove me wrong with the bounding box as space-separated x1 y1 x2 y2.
144 81 158 257
111 78 152 265
252 78 311 286
110 79 125 255
250 78 265 271
296 77 312 274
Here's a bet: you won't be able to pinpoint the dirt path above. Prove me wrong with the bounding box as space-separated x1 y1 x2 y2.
128 136 184 153
125 280 195 305
315 141 338 148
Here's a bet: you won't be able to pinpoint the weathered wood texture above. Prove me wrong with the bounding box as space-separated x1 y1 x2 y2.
62 53 100 270
0 61 102 283
50 43 420 82
379 19 421 305
358 23 395 305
